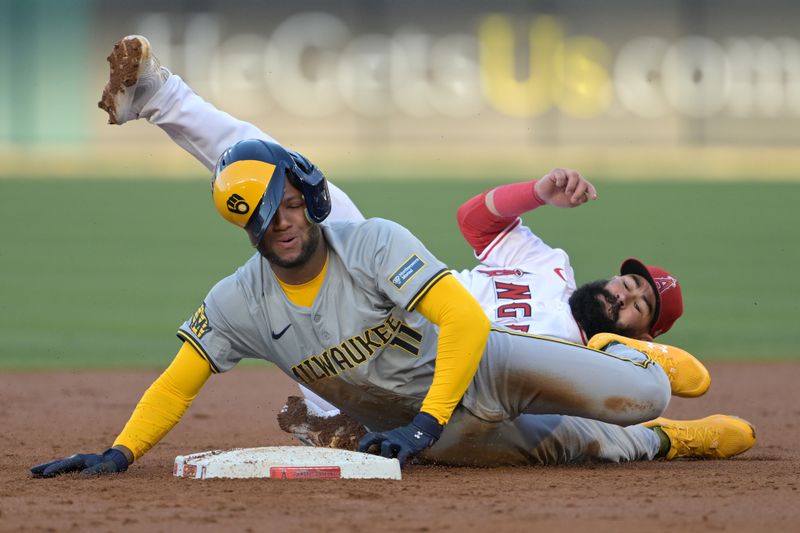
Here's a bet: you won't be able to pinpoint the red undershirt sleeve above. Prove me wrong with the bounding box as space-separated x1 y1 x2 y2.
456 180 545 255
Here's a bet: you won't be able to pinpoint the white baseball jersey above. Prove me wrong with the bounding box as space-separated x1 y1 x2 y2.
451 219 587 344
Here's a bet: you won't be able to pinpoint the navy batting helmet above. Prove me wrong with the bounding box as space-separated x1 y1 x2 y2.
212 139 331 247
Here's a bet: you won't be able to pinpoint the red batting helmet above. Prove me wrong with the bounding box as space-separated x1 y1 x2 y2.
620 258 684 338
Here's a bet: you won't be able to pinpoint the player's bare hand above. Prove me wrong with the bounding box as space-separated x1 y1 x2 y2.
534 168 598 208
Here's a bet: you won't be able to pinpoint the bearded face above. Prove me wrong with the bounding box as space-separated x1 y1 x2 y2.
569 280 638 339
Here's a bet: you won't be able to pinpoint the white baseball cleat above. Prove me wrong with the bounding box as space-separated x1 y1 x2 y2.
98 35 168 125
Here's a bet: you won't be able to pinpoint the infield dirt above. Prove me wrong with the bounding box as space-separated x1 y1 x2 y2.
2 362 798 532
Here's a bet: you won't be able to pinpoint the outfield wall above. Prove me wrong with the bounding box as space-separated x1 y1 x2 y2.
1 0 799 180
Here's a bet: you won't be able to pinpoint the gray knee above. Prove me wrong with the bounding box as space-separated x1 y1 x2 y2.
602 371 670 425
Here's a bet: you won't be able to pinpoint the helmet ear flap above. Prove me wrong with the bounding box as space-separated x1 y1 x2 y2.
302 178 331 224
287 150 331 224
288 149 313 173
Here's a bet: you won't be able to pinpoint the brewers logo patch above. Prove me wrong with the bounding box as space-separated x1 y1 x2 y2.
226 194 250 214
190 302 211 339
389 254 426 289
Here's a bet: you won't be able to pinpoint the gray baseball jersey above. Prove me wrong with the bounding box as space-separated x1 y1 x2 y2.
178 218 450 429
149 74 671 461
178 218 671 432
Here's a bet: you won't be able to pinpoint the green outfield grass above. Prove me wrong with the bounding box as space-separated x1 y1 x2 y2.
0 178 797 369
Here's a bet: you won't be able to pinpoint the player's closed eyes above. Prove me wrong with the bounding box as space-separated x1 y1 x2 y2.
624 277 646 311
623 279 632 296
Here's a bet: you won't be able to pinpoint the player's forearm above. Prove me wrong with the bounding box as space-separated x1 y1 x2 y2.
416 276 490 425
112 381 197 461
487 180 545 217
456 180 544 254
113 343 212 461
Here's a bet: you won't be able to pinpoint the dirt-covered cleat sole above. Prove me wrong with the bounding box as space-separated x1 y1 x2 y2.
588 333 711 398
98 35 166 125
277 396 367 451
644 415 756 460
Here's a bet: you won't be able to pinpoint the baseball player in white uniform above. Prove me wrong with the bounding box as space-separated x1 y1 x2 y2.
31 36 754 477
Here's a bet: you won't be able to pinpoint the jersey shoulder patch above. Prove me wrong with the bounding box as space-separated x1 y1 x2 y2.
189 302 212 339
389 254 426 289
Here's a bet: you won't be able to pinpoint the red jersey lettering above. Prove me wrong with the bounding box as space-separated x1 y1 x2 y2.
497 302 533 319
495 282 531 301
478 269 528 278
494 281 533 328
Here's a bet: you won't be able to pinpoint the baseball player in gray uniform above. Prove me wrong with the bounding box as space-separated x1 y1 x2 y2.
278 173 753 465
31 36 753 477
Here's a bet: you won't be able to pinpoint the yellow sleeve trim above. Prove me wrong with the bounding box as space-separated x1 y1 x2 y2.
407 268 451 311
177 330 220 373
415 275 490 425
113 342 212 461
